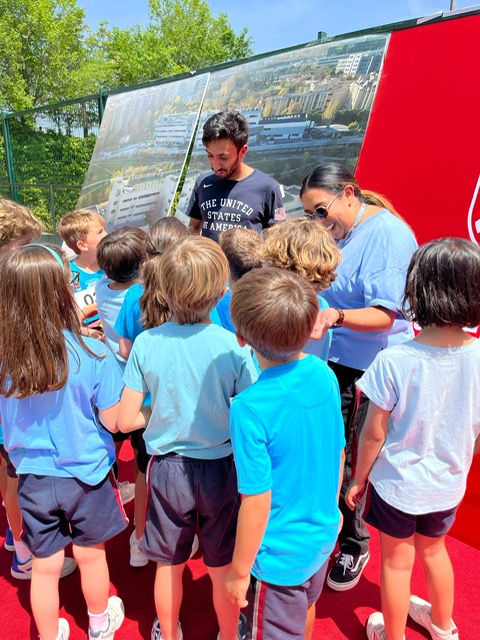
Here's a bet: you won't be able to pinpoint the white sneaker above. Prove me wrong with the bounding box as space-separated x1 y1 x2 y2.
129 531 148 568
366 612 386 640
11 554 77 580
88 596 125 639
409 595 458 639
151 618 183 640
58 618 70 640
189 534 199 559
118 481 135 505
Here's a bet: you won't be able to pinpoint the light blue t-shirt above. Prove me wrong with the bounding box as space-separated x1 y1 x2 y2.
123 322 258 459
0 332 123 485
230 355 345 586
114 282 144 343
322 210 418 370
95 278 129 368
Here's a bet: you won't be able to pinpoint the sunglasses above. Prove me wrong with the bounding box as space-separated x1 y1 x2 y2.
68 271 80 287
304 190 343 220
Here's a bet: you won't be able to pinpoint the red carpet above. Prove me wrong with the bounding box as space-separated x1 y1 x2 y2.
1 446 479 639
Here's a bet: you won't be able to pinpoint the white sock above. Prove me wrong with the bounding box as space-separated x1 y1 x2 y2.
13 538 31 563
88 606 109 633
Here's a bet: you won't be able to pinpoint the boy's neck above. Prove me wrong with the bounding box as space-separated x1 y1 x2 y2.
414 326 475 348
109 277 141 291
73 253 99 273
256 351 306 371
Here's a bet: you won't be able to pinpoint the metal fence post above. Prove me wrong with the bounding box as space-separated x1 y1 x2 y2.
2 114 18 202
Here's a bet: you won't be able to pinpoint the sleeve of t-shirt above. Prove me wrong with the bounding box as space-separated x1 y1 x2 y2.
114 297 129 339
93 348 124 410
230 398 272 495
356 224 417 313
233 346 259 395
356 351 399 412
265 181 286 226
123 340 148 394
185 179 201 220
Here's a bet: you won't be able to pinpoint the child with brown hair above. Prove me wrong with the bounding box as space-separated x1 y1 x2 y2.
259 217 341 361
226 267 345 640
118 236 258 640
0 198 44 577
0 244 127 640
216 226 264 332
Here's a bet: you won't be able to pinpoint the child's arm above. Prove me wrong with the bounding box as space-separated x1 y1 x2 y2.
225 490 271 607
118 337 133 361
345 402 389 510
98 402 120 433
117 386 150 433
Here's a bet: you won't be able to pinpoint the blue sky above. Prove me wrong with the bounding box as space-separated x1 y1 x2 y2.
76 0 476 54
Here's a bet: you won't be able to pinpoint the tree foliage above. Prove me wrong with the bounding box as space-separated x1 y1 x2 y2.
0 0 253 110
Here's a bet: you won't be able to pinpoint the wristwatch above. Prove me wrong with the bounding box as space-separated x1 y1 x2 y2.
332 308 345 328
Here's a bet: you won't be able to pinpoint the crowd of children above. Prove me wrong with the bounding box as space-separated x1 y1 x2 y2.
0 193 479 640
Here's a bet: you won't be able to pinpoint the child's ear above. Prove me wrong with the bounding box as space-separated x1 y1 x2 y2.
76 239 87 253
236 334 248 348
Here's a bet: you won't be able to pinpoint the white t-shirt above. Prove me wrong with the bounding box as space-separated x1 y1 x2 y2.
357 338 480 514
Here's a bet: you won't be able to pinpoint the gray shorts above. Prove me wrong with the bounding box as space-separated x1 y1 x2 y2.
17 471 129 558
364 483 458 538
246 561 329 639
140 453 240 567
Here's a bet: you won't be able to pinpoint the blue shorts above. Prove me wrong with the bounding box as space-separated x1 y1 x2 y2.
363 483 458 539
140 453 240 567
246 561 329 640
0 444 17 478
17 471 129 558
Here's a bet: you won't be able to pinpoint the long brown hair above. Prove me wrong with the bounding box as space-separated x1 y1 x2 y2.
0 245 97 398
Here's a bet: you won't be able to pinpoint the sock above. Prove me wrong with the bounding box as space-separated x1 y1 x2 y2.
431 620 456 637
13 538 31 563
88 606 109 633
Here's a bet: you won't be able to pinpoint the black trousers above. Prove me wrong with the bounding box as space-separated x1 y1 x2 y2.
329 361 370 556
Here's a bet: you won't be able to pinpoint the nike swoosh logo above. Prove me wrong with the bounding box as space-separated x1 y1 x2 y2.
203 183 213 188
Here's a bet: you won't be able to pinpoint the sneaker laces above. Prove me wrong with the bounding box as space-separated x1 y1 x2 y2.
336 553 354 574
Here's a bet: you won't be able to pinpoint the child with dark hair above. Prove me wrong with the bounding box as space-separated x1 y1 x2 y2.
118 236 257 640
96 226 147 367
226 267 345 640
113 217 189 568
346 238 480 640
0 245 127 640
114 217 188 361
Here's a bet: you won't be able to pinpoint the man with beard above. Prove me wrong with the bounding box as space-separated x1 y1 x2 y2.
187 111 285 243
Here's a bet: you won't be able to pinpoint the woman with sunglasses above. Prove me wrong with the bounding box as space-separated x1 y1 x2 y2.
300 162 417 594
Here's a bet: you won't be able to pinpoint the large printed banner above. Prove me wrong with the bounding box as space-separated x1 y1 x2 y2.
77 75 209 231
78 34 388 227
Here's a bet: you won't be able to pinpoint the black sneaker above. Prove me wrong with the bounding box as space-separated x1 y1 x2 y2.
327 550 370 591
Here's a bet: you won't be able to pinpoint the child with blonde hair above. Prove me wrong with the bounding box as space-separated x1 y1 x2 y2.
118 236 257 640
0 244 127 640
259 217 341 361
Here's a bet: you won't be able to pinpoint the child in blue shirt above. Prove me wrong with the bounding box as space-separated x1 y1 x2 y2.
0 244 127 640
57 209 107 333
217 226 264 333
118 236 257 640
258 217 342 362
226 267 345 640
